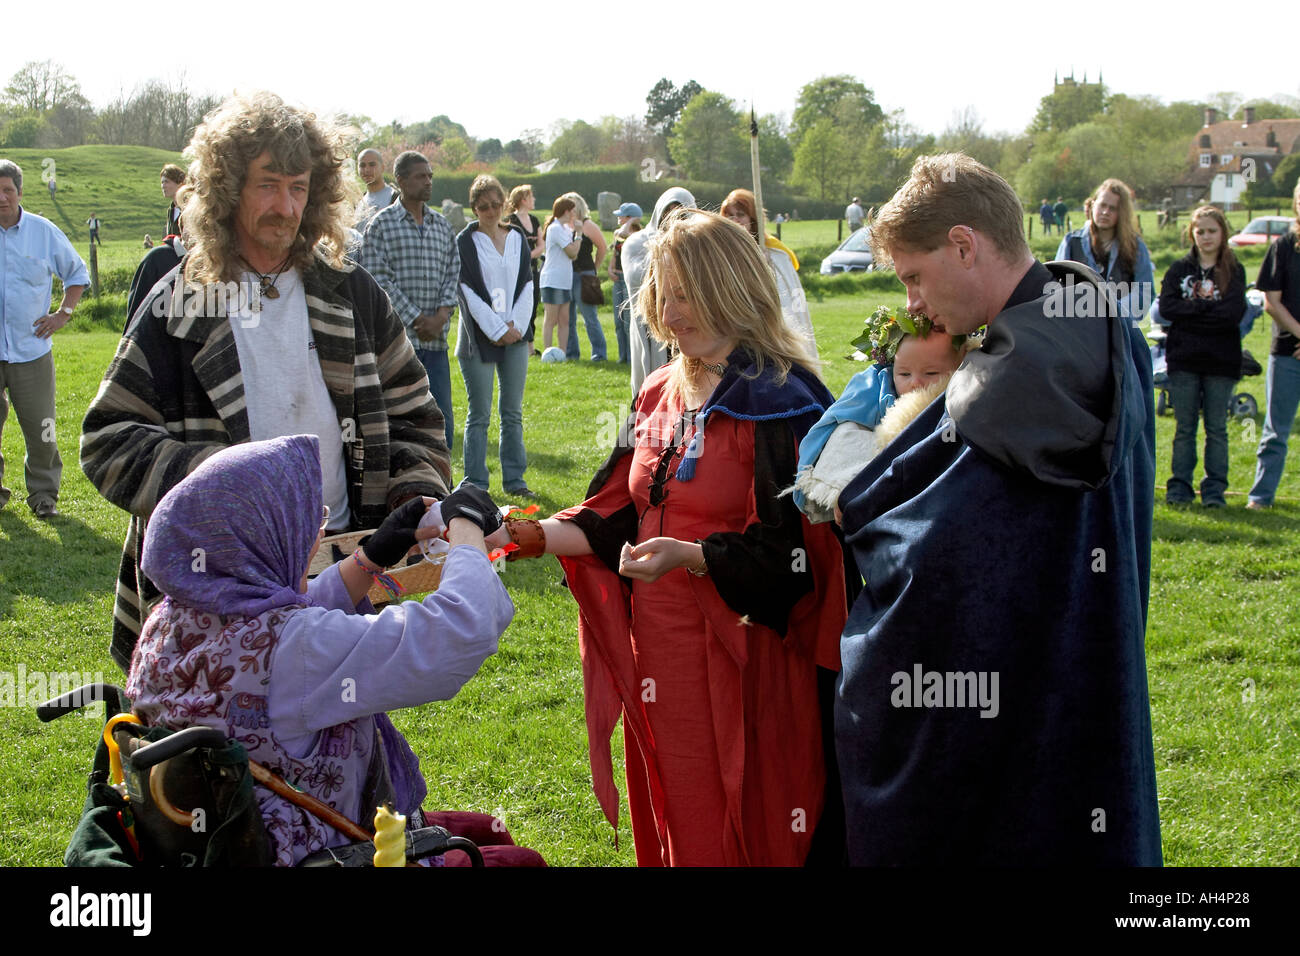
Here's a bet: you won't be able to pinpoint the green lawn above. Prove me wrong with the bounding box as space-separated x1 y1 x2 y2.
1 148 1297 865
2 271 1298 866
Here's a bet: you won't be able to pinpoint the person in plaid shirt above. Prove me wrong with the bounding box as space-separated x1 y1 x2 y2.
361 151 461 450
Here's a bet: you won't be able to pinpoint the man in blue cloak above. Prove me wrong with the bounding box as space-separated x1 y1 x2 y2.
837 154 1162 865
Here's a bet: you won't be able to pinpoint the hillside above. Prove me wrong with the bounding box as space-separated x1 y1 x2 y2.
2 145 185 242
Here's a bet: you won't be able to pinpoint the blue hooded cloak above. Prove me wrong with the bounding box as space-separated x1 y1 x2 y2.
836 261 1162 865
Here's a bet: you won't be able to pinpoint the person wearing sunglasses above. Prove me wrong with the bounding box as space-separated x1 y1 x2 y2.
455 175 535 498
489 210 847 865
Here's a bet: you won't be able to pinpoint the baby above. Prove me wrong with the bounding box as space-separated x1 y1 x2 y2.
793 310 973 524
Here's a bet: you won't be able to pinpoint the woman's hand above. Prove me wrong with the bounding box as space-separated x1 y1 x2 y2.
485 516 513 550
496 323 523 345
618 537 701 583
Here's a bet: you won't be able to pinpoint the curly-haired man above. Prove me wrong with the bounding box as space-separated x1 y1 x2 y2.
82 91 453 671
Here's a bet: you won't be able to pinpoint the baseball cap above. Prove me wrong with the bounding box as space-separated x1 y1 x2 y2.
616 202 643 218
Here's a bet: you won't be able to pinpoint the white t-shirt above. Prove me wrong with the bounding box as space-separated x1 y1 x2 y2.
539 222 577 290
359 185 396 211
227 268 352 530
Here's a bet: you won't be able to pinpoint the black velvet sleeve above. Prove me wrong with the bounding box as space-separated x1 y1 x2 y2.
569 504 638 575
699 418 812 636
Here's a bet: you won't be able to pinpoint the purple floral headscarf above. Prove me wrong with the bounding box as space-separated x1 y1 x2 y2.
141 435 324 617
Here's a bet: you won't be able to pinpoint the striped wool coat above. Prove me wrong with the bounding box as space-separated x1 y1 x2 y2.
81 251 453 672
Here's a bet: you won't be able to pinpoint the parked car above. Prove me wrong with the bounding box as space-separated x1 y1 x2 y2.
1227 216 1294 248
820 227 875 274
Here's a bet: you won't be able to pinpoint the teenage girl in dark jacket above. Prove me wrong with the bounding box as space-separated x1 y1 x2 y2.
1157 204 1246 506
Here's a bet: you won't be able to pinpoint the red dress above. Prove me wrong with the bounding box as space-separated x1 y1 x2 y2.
557 364 845 866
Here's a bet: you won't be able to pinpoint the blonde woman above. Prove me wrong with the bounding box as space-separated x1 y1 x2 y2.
489 210 847 865
505 184 542 347
1056 178 1155 322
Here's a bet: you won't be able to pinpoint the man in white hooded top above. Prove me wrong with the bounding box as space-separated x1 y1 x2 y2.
621 187 696 396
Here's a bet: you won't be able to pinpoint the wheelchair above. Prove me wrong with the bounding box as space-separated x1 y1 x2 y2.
39 683 484 867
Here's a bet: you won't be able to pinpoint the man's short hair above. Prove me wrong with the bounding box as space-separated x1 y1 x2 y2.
161 164 185 184
357 148 382 163
394 150 430 180
0 159 22 192
870 153 1029 267
179 90 353 284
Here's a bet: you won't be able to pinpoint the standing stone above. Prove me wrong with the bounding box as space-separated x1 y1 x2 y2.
597 192 621 231
441 200 467 232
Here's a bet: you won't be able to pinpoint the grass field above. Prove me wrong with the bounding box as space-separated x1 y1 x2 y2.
1 145 1297 867
2 260 1298 866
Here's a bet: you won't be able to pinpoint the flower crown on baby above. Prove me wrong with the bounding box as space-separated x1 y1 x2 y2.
852 305 972 365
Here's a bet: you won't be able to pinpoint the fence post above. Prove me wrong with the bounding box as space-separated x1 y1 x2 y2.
838 219 843 242
1027 215 1033 239
89 242 100 298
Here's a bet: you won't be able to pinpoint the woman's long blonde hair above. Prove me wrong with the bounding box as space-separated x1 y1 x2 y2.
638 209 820 403
505 183 532 218
1086 178 1140 277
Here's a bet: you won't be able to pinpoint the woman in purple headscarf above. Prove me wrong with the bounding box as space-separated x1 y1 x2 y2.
124 434 542 866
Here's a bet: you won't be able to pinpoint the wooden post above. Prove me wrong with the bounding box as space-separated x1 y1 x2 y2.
1027 215 1033 239
775 221 781 241
89 242 100 298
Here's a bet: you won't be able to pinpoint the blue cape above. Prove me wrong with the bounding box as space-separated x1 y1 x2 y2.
836 262 1162 865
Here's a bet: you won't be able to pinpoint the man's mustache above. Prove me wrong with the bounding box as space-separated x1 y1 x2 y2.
258 215 299 230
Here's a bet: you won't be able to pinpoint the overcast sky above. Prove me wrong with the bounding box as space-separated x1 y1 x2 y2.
10 0 1297 145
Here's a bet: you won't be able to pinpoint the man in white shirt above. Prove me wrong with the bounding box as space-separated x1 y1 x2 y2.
0 159 88 518
355 148 396 225
845 197 865 233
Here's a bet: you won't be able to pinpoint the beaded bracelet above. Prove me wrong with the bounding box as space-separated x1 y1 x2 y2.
352 550 404 599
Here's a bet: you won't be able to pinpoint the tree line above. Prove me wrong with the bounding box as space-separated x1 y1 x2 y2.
5 59 1297 207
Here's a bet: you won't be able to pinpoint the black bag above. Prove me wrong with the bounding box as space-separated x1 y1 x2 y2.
580 273 605 306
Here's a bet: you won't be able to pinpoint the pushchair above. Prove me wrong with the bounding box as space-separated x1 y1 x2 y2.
38 683 485 867
1147 288 1264 419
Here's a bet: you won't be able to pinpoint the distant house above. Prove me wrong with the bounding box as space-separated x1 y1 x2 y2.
1174 107 1300 208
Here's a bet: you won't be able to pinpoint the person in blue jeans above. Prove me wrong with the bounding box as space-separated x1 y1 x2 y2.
455 175 535 496
360 151 460 451
1158 206 1245 507
1248 181 1300 509
561 192 608 361
608 203 642 365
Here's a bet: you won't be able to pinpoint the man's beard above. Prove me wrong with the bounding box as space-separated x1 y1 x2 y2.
258 216 300 253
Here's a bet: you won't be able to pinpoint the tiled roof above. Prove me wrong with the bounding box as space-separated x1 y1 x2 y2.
1192 118 1300 155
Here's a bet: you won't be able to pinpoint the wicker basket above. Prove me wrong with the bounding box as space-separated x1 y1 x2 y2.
308 530 444 604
